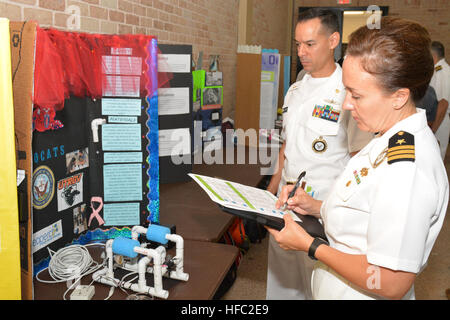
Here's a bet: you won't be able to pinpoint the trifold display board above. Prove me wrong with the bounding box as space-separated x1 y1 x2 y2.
9 21 38 300
28 28 161 280
157 44 193 184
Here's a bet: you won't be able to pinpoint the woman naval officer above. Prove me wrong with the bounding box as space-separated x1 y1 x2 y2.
266 16 449 300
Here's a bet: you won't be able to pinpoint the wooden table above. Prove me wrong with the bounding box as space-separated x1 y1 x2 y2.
33 146 263 300
33 240 238 300
159 146 263 242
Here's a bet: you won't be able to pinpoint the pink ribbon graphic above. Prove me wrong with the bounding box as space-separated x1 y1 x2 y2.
88 196 105 227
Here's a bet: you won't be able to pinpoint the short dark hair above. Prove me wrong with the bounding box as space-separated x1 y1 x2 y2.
347 17 434 104
297 8 339 35
431 41 445 59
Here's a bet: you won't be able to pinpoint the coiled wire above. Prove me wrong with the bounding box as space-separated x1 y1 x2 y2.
35 243 105 300
36 244 104 283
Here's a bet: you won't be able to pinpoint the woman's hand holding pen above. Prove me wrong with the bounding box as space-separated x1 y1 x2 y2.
275 184 323 219
267 185 323 252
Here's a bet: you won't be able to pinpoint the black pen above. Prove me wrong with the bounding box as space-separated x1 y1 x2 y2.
280 171 306 211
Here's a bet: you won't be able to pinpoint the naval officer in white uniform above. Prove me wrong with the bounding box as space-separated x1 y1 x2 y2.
269 17 448 300
265 8 373 300
430 41 450 159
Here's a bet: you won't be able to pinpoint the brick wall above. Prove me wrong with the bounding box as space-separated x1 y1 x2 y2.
2 1 447 117
0 0 239 118
250 0 291 54
291 0 450 83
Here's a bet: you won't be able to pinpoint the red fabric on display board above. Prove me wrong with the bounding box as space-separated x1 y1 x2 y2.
33 27 172 132
33 28 65 111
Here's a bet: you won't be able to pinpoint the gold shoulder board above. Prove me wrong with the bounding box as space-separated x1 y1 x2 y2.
387 131 415 164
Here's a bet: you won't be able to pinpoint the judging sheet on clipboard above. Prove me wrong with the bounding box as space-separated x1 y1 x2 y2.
189 174 302 223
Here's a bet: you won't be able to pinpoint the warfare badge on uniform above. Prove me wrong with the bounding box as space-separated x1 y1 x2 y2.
360 167 369 177
387 131 415 164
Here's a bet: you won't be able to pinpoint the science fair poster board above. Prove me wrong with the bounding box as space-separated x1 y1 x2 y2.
157 44 193 184
28 28 160 279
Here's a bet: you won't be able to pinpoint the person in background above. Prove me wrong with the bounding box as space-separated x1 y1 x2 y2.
417 85 438 128
430 41 450 159
265 8 373 300
268 17 448 300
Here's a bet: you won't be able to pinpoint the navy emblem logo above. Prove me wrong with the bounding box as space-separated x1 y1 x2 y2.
312 136 328 153
32 165 55 209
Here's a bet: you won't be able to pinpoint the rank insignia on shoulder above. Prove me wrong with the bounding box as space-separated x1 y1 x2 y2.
282 106 288 114
387 131 415 164
435 65 443 72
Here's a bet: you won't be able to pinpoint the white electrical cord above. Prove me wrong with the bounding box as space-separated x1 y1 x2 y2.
35 243 106 300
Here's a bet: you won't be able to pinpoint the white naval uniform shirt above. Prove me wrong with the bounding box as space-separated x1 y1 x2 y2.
266 64 373 300
313 109 449 300
280 63 372 199
430 59 450 105
430 59 450 159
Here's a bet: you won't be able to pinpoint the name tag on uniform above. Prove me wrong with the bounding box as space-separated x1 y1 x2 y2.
312 104 341 123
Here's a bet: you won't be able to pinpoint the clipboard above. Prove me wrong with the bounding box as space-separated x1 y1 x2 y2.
189 173 328 243
218 204 327 242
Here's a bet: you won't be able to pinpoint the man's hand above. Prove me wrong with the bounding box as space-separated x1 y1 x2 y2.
266 142 286 195
266 180 279 195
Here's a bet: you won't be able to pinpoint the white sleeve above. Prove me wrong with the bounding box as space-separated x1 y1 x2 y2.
443 69 450 102
433 70 450 102
281 111 288 142
281 89 295 142
366 163 439 273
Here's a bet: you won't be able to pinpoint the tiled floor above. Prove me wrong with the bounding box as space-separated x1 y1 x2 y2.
223 146 450 300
